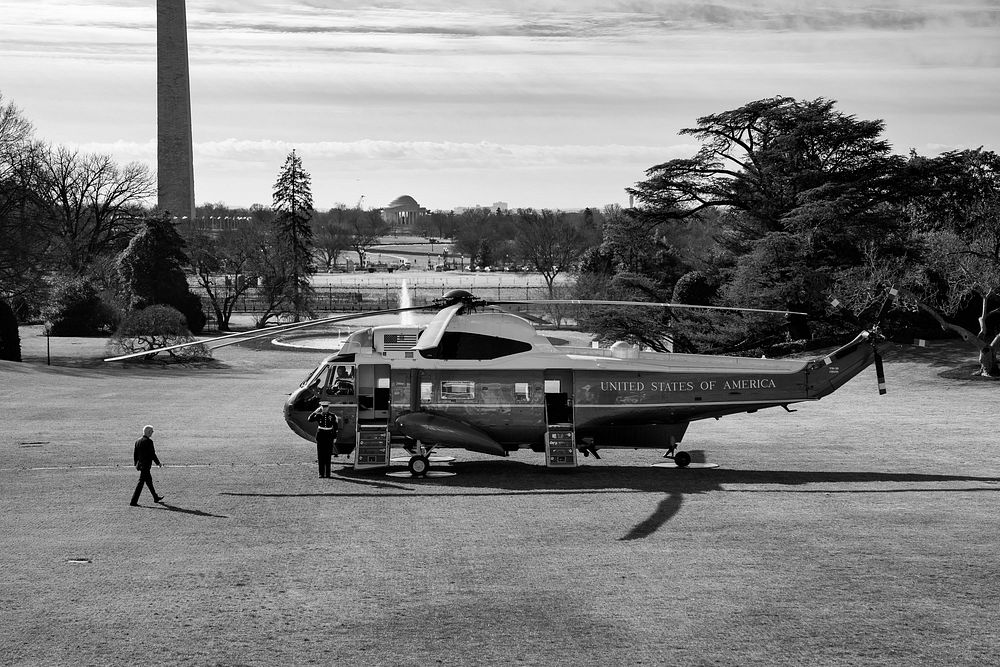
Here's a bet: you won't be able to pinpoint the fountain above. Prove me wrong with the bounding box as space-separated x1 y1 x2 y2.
273 280 421 350
400 279 414 325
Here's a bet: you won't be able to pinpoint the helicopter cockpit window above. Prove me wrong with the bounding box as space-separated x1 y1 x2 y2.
300 364 328 389
301 364 334 392
329 365 355 396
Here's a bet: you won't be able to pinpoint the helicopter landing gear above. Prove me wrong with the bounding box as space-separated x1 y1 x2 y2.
408 454 430 477
386 441 457 478
407 440 434 477
386 440 455 479
661 436 692 468
673 451 692 468
654 448 719 469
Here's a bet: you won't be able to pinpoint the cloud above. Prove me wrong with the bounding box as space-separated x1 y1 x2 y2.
68 137 694 168
4 0 997 209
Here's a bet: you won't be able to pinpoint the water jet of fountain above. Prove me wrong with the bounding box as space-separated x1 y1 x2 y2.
400 279 414 325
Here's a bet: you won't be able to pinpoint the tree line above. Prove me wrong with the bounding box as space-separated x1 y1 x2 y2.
190 197 604 330
3 90 998 374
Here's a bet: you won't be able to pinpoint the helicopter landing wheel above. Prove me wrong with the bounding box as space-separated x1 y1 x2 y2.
408 455 430 477
674 451 692 468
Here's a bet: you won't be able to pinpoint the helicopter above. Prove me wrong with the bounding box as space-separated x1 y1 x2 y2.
105 288 894 477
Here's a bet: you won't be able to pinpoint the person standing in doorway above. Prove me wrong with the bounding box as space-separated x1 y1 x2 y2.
130 425 164 506
308 402 339 477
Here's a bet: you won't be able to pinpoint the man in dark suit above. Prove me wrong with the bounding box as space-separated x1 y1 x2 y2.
131 425 164 506
308 402 339 478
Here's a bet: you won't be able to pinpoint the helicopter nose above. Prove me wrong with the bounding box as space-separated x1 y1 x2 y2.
284 388 315 441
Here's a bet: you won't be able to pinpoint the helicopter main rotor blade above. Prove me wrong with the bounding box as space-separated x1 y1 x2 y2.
412 303 463 351
103 305 431 362
488 299 807 316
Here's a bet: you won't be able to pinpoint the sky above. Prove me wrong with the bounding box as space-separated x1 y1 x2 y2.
1 0 998 212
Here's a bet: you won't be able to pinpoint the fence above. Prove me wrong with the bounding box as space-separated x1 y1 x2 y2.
198 282 560 330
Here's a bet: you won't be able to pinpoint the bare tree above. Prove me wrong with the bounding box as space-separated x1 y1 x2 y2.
37 146 154 271
513 208 590 297
0 115 48 300
188 224 260 331
347 207 391 268
311 209 352 271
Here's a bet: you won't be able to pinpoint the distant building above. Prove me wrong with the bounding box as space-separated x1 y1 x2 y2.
178 215 253 237
453 202 509 214
381 195 427 228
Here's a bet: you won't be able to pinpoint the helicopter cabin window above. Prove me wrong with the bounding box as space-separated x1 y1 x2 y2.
441 380 475 401
514 382 531 403
421 332 531 360
420 382 433 404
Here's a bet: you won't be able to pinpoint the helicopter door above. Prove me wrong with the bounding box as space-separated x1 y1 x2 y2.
543 370 577 468
354 363 391 471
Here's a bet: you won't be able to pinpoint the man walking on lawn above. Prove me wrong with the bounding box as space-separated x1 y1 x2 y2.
130 424 164 506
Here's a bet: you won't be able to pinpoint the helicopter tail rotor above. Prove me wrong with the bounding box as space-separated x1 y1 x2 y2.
829 286 898 396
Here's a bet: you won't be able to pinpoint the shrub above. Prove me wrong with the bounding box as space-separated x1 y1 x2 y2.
671 271 718 305
106 304 210 361
43 277 118 336
175 292 208 334
0 299 21 362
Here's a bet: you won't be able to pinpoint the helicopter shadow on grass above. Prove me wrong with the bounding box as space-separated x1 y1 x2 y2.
237 449 1000 541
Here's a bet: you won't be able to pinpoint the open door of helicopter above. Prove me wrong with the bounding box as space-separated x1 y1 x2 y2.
315 362 358 457
544 369 577 468
354 363 392 470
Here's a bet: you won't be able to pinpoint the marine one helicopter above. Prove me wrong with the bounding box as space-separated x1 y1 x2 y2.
106 289 893 477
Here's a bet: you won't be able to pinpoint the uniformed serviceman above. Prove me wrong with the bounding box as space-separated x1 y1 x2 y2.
130 424 164 506
307 401 339 478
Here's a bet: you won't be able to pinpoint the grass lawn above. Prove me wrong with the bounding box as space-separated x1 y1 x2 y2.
2 328 999 666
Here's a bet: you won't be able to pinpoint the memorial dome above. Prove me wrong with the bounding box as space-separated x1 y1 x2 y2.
388 195 420 209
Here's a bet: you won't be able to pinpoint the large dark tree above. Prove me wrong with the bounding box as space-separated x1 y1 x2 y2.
272 150 315 321
0 299 20 361
906 149 1000 375
115 213 206 333
627 96 907 349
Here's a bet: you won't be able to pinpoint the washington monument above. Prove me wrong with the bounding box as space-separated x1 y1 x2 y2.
157 0 196 221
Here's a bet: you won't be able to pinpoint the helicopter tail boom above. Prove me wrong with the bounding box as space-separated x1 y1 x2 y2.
805 331 882 399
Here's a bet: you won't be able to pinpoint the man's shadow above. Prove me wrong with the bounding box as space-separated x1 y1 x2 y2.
136 501 228 519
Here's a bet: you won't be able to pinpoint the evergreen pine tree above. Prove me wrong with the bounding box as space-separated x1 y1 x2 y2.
272 149 315 321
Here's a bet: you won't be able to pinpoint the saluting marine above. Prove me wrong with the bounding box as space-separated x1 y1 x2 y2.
307 401 340 478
